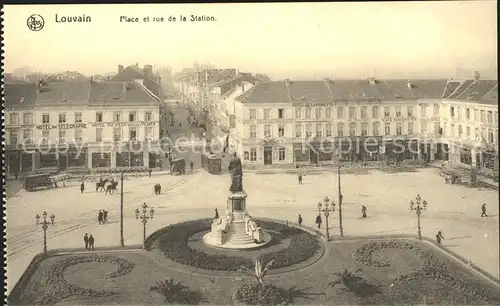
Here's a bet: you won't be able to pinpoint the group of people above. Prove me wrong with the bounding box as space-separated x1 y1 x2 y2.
154 184 162 195
98 210 108 224
83 233 96 251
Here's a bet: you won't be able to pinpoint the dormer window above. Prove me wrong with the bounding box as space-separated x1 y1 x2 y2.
20 97 25 104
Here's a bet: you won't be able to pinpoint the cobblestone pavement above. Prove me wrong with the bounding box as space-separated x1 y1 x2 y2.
5 168 499 293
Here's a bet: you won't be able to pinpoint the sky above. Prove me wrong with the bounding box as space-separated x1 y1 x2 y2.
3 2 498 80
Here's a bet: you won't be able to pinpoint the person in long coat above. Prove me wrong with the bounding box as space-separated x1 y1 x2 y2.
436 231 444 244
315 214 322 229
214 208 219 219
298 214 303 227
80 182 85 193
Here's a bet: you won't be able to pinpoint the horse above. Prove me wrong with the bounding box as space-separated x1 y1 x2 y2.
96 179 109 192
105 181 119 195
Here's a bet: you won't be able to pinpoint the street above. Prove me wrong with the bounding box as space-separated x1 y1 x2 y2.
6 167 499 293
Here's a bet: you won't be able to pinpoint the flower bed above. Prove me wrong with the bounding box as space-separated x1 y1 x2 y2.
233 283 287 306
156 220 320 271
20 255 135 306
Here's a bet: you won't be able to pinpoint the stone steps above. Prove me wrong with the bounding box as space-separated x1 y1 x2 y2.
226 222 255 245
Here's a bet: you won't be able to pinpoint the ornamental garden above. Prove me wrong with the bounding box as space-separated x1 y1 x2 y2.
9 219 500 305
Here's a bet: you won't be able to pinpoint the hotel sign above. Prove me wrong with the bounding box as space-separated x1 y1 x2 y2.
36 121 157 130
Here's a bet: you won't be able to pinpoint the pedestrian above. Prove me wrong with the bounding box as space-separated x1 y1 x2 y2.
315 214 322 229
80 182 85 193
84 233 89 250
436 231 444 245
215 208 219 219
361 205 367 218
298 214 303 227
88 234 95 251
481 203 488 217
103 210 108 223
298 173 303 185
158 184 162 194
190 161 194 171
154 184 158 195
15 171 18 180
98 210 103 225
149 169 152 178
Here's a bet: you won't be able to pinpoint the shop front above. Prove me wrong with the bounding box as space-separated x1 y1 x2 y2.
5 148 21 176
358 137 382 161
293 142 310 164
459 147 473 166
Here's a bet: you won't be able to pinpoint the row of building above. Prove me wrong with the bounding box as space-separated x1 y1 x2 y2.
174 71 498 176
4 64 169 175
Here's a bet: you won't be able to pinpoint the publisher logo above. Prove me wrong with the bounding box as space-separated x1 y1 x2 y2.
27 14 45 31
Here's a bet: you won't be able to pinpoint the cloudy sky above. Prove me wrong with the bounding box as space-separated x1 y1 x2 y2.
3 2 497 79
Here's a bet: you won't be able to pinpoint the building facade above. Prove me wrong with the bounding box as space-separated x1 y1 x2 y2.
5 79 163 176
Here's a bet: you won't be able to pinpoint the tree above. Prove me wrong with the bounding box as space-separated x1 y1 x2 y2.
327 267 382 298
238 258 275 290
149 278 203 304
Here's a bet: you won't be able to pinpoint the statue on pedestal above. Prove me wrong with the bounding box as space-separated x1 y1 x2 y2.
228 152 243 192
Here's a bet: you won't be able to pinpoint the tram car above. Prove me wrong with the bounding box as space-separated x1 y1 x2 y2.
201 153 222 175
171 158 186 175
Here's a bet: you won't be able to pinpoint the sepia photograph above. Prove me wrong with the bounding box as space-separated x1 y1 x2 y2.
2 2 499 305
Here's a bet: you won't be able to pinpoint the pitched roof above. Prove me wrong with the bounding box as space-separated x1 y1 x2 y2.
381 80 448 100
36 81 91 105
448 79 474 99
455 80 498 101
288 80 332 102
111 65 144 81
479 84 498 105
4 82 38 107
235 81 290 103
89 81 125 104
442 81 461 98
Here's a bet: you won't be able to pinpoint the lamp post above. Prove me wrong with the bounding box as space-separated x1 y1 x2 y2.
138 203 155 248
317 196 335 241
36 211 55 254
120 171 124 247
337 163 344 238
411 194 425 240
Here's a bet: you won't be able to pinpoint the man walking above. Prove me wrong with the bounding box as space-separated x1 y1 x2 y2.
361 205 367 218
436 231 444 245
98 210 103 225
103 210 108 223
190 161 194 172
148 169 152 178
84 233 89 250
298 214 303 227
481 203 488 217
88 234 95 251
315 214 322 229
215 208 219 219
298 173 303 185
80 182 85 193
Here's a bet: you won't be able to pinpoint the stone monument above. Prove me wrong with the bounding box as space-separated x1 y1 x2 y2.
203 153 271 249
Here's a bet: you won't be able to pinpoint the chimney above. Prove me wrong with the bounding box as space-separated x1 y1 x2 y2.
473 70 480 82
284 78 290 86
118 65 124 74
407 81 413 90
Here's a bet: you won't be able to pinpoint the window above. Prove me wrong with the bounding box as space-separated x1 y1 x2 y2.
372 106 379 118
420 105 426 117
244 152 249 161
42 113 50 124
337 106 344 118
278 108 285 119
113 112 121 122
316 123 322 137
129 111 137 122
305 107 311 118
264 124 271 137
315 107 322 118
305 123 312 137
96 128 103 142
465 108 470 120
474 109 479 121
145 112 153 121
295 124 302 138
407 106 414 117
75 129 83 143
349 107 356 119
373 122 379 136
349 122 356 136
250 125 257 139
361 106 367 118
129 127 137 140
396 123 402 135
384 107 390 118
434 122 440 134
442 123 447 137
487 111 493 123
250 148 257 161
488 131 494 143
408 122 414 134
433 104 439 116
337 122 344 137
420 121 427 134
23 112 32 124
361 123 368 136
96 112 103 122
466 127 471 138
145 127 153 140
295 107 302 119
326 123 332 137
278 147 286 161
495 112 498 126
325 107 332 118
10 130 19 145
480 110 485 122
249 109 257 119
113 128 122 141
9 113 19 125
457 107 462 120
42 130 50 144
396 107 402 117
278 124 285 137
384 123 391 135
263 109 270 120
59 113 66 123
59 130 66 143
458 125 463 137
23 129 32 143
74 112 82 123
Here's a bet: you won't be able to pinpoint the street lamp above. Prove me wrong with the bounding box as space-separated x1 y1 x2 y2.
411 195 425 240
36 211 55 254
317 196 335 241
138 203 155 248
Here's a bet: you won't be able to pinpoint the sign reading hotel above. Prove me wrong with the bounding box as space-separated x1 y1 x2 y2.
36 121 158 130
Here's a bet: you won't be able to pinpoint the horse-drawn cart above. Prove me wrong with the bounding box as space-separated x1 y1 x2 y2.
171 158 186 175
24 173 70 191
